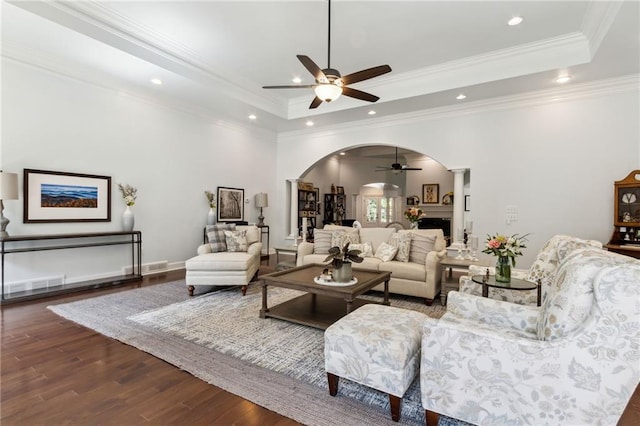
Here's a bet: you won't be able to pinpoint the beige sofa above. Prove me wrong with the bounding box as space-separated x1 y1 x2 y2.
296 225 447 305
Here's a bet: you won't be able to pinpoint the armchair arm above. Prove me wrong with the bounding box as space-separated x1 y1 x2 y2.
420 313 637 426
425 249 447 290
445 291 539 335
247 241 263 257
296 242 314 266
197 244 212 255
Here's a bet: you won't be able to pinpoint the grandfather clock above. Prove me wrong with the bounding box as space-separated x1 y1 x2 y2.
605 170 640 259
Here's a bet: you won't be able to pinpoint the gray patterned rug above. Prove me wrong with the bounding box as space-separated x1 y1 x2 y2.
48 280 460 425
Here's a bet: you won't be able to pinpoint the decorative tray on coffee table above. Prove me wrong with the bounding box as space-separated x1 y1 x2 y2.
313 276 358 286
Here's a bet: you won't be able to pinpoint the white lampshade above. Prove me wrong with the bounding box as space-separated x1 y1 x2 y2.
255 193 268 208
314 84 342 102
0 172 19 200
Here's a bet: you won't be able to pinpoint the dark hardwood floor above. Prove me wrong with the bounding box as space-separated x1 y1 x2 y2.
1 256 639 425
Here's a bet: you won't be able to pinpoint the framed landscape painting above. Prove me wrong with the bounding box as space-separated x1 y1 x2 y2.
24 169 111 223
217 187 244 222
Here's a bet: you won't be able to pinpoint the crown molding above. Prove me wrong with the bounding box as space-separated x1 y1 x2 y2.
581 0 623 56
279 74 639 141
8 0 287 118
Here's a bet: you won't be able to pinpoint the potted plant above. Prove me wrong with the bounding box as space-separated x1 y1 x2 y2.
324 242 364 282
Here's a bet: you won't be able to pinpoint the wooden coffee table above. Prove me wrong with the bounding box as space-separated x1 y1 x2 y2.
260 263 391 330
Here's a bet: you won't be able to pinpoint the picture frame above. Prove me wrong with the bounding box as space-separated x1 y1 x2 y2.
23 168 111 223
465 195 471 212
422 184 439 204
406 195 419 206
336 186 345 195
217 186 244 222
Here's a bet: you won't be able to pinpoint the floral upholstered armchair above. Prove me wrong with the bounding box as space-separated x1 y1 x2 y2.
421 249 640 425
459 234 602 305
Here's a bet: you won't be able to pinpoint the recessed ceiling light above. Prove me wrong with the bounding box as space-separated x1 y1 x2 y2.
150 78 163 85
456 93 467 100
368 110 376 115
292 76 302 84
339 152 346 156
508 16 523 26
248 114 257 120
306 120 314 127
555 75 573 84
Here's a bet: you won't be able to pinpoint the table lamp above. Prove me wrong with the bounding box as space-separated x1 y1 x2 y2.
0 171 19 239
255 193 268 226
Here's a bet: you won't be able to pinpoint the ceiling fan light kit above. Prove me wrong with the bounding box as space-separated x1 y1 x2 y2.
262 0 391 109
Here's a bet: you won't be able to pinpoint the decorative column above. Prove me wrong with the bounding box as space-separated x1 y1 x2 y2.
288 179 299 239
450 168 467 248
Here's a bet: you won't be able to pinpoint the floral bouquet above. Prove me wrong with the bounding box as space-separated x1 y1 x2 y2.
404 207 423 223
204 190 216 208
482 233 528 266
117 183 137 207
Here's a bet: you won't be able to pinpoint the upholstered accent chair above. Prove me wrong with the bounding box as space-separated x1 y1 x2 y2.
185 225 262 296
459 234 602 305
421 249 640 426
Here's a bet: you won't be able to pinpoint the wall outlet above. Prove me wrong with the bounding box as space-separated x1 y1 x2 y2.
506 213 518 224
506 205 518 214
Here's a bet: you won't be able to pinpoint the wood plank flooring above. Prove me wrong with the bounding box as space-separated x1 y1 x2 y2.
1 258 639 425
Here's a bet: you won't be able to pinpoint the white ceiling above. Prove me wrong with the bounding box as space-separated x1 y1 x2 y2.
2 1 639 133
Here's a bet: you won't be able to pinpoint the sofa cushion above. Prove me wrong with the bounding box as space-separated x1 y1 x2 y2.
331 229 360 248
378 261 426 282
389 233 411 262
408 232 436 265
350 242 374 257
185 251 254 271
206 223 236 253
360 228 396 252
313 230 333 254
355 257 383 271
224 229 248 252
375 242 398 262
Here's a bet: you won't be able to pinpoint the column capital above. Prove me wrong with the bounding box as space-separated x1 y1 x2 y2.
449 168 468 174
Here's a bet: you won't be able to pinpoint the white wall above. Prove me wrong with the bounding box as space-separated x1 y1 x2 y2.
275 78 640 267
1 59 277 284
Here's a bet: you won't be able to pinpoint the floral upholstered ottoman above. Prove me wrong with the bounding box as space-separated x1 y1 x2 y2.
324 303 427 422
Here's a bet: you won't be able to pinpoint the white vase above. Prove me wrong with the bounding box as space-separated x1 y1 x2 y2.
122 205 135 231
207 207 216 225
410 221 418 229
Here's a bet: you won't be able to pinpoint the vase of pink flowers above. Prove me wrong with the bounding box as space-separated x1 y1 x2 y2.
482 233 528 283
404 207 423 229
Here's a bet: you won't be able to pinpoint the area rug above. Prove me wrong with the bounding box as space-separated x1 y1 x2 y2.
48 280 457 425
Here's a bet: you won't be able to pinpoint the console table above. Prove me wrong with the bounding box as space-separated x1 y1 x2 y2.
1 231 142 304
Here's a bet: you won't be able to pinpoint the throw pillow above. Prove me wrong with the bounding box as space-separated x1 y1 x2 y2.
207 223 236 253
331 229 360 249
375 242 398 262
224 229 248 252
409 233 437 265
313 230 333 254
388 233 411 262
350 242 374 258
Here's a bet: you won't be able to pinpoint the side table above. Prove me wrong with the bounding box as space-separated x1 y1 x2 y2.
440 256 491 305
471 275 541 306
274 245 298 271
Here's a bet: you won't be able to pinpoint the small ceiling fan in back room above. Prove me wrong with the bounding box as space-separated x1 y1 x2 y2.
262 0 392 109
376 147 423 174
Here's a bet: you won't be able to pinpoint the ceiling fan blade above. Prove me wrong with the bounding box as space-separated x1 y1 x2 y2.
297 55 327 82
342 87 379 103
262 85 315 89
402 167 423 171
309 96 323 109
341 65 392 85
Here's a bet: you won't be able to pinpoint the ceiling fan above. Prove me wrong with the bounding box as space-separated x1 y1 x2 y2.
262 0 391 109
376 147 422 173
